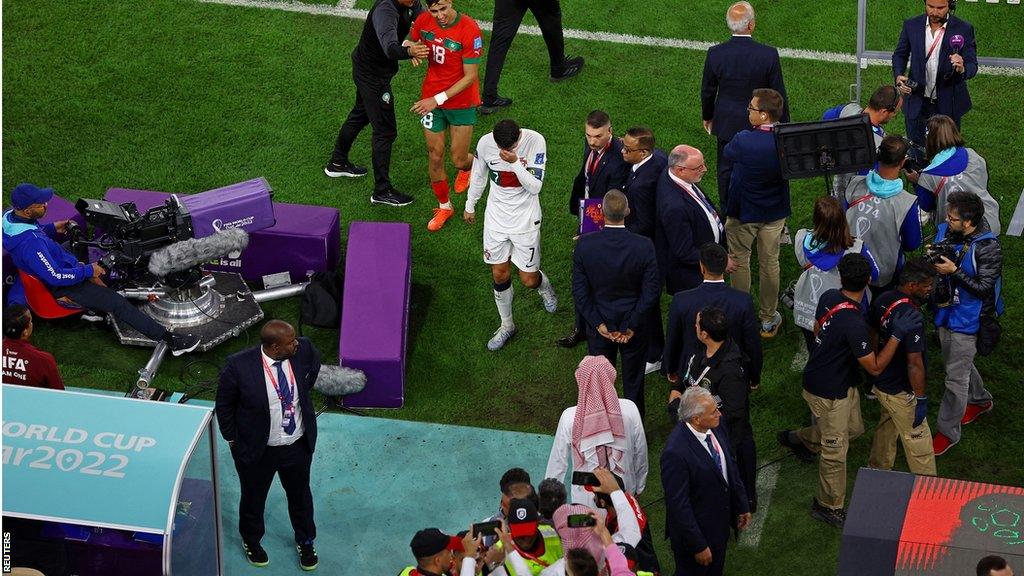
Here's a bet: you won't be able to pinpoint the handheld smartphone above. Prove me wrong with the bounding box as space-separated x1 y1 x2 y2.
471 520 501 538
902 78 919 90
571 471 600 486
567 514 597 528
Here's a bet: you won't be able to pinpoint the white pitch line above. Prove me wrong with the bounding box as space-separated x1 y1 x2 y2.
197 0 1024 77
739 461 780 548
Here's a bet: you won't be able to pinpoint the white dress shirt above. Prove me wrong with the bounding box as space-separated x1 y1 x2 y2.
686 422 728 482
924 22 946 99
668 171 722 243
631 152 654 173
546 399 649 506
261 349 304 446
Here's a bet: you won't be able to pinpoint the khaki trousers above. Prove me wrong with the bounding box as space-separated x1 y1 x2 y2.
796 387 864 510
868 386 937 475
725 217 786 322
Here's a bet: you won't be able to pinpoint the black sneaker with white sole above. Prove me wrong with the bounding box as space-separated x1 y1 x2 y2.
297 540 319 571
370 188 414 207
810 499 846 528
169 333 202 356
243 540 270 567
479 96 513 115
324 161 368 178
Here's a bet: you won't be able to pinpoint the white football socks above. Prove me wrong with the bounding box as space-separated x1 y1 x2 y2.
494 283 515 329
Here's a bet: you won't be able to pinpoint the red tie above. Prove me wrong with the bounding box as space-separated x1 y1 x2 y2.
588 150 600 177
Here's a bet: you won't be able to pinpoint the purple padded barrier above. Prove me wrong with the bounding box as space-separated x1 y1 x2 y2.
179 177 276 238
339 222 411 409
3 194 86 293
104 187 340 285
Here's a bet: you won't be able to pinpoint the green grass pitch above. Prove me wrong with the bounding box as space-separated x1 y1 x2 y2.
3 0 1022 573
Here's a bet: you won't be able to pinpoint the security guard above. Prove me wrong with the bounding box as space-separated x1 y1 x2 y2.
492 498 562 575
401 528 477 576
327 0 429 207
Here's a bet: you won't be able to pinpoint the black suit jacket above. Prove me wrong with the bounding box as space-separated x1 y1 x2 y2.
700 36 789 142
664 281 762 386
661 422 749 556
569 137 631 216
216 338 322 466
891 14 977 122
572 226 660 333
624 149 668 239
654 173 725 295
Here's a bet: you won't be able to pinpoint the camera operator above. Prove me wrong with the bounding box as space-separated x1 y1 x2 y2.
893 0 978 145
2 183 200 356
821 85 903 199
906 114 1000 234
930 191 1003 457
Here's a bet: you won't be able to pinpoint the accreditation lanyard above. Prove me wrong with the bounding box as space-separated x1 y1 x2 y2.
261 357 297 425
678 181 723 235
926 26 945 61
584 144 609 197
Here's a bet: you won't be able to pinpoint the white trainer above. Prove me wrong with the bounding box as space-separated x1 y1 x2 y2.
487 325 516 351
538 284 558 313
645 361 662 375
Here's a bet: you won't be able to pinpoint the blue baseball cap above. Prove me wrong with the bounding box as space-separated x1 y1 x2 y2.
11 183 54 210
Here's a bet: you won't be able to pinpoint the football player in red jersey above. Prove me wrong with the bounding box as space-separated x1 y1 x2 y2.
408 0 483 231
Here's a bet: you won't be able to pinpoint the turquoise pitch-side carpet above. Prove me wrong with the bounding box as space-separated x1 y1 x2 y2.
217 411 554 575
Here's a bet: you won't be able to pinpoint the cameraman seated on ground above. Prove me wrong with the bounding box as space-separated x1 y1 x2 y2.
929 191 1003 457
905 114 1001 234
822 84 904 198
1 183 200 356
2 304 64 390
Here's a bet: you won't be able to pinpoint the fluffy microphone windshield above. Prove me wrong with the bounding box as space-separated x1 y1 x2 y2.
147 228 249 277
314 365 367 397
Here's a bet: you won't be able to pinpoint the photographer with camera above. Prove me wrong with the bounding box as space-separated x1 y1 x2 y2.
844 135 923 296
2 183 200 356
906 114 1000 234
821 85 903 199
929 191 1003 457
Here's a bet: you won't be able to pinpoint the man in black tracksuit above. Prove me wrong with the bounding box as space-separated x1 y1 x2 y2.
326 0 428 207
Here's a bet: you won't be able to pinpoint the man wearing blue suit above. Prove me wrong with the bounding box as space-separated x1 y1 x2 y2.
560 110 632 349
662 386 752 576
572 190 661 416
893 0 977 146
622 126 669 371
664 243 762 396
700 1 788 212
216 319 322 570
656 145 729 296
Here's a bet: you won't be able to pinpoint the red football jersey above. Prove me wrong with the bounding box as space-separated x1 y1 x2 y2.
410 11 482 109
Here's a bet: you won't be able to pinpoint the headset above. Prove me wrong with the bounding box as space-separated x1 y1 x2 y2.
941 0 957 23
885 84 902 113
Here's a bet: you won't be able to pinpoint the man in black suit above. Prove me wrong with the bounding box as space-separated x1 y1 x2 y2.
662 386 752 576
655 145 728 296
559 110 631 349
621 126 669 372
572 190 660 416
664 242 762 393
892 0 978 145
216 319 322 570
700 1 788 212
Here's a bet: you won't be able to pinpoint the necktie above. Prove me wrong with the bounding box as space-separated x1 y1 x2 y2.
587 149 600 177
704 434 723 477
273 361 296 434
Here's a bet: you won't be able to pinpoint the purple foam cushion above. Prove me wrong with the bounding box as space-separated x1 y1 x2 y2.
339 222 411 408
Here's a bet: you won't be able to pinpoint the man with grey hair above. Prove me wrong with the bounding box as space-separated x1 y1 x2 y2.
700 1 789 212
655 145 729 295
572 189 661 416
662 386 751 576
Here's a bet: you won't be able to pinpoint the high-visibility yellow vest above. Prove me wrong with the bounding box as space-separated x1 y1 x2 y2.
496 525 563 575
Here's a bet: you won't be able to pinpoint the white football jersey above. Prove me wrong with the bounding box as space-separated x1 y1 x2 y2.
466 128 546 235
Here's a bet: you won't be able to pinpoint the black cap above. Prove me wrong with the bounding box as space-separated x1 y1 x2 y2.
410 528 453 558
508 498 540 538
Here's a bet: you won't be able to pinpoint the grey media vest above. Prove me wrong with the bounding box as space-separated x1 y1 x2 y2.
792 229 866 330
917 148 1001 235
845 178 918 286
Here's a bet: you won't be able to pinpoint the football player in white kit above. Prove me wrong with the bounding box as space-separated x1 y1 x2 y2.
464 118 558 350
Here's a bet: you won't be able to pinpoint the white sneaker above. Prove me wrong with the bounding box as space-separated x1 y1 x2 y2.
537 284 558 313
779 225 792 245
487 325 516 351
645 361 662 375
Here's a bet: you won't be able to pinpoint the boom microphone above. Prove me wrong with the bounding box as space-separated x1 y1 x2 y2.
313 364 367 397
147 228 249 277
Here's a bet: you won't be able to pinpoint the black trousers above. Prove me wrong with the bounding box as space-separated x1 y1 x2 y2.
715 138 733 214
636 522 661 573
669 531 727 576
234 437 316 545
587 326 647 417
333 67 397 193
51 281 167 341
905 98 947 146
645 298 664 365
483 0 566 101
734 436 758 513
